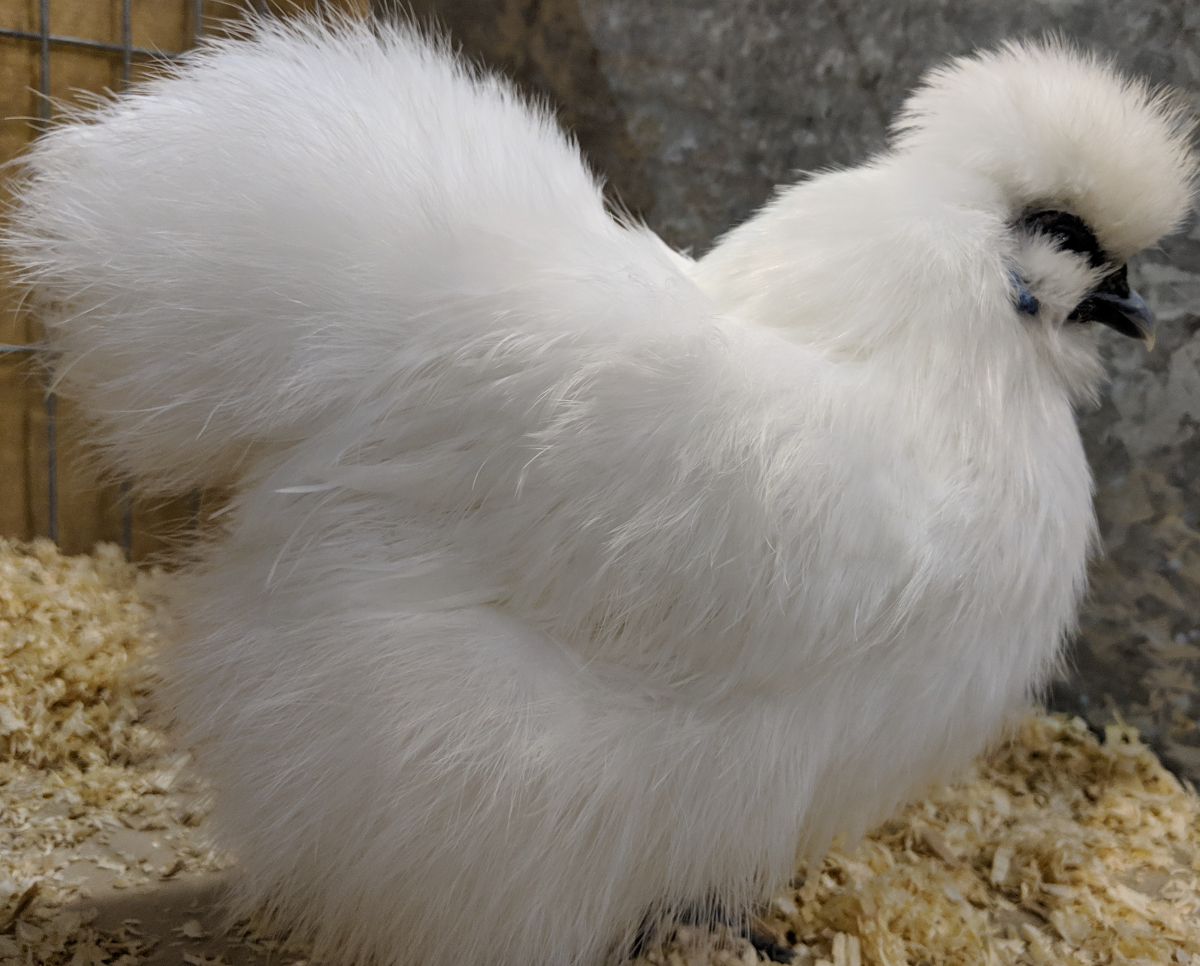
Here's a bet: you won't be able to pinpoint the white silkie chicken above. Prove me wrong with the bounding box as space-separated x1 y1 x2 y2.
4 17 1195 966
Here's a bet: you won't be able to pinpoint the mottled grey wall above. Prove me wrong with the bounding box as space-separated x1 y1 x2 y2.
575 1 1199 251
378 0 1200 777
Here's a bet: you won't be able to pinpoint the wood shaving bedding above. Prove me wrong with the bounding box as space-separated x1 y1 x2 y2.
0 539 233 966
2 540 1199 965
736 714 1200 966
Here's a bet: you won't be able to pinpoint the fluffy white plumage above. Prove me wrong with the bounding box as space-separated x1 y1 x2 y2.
4 18 1196 966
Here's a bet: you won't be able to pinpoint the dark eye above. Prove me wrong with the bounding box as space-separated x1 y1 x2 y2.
1019 209 1106 268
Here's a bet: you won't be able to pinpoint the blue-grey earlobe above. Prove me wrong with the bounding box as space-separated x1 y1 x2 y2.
1010 271 1039 315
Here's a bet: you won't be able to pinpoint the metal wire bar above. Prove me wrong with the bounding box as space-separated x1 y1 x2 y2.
118 479 133 557
45 393 57 542
37 0 49 119
120 0 132 84
117 0 134 551
37 0 57 545
0 27 180 61
181 0 205 550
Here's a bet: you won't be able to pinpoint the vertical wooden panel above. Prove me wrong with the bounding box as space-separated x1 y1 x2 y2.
132 0 192 52
0 0 46 547
0 356 36 538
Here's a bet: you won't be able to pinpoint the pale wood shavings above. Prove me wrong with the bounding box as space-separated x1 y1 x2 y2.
0 539 230 965
643 714 1200 966
0 538 162 769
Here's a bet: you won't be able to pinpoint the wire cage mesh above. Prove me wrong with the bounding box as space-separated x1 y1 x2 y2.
0 1 205 558
0 0 369 560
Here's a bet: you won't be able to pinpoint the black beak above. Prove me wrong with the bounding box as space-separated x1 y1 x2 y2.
1067 263 1156 347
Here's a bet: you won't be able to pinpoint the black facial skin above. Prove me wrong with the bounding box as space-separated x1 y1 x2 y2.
1020 209 1106 268
1019 209 1155 342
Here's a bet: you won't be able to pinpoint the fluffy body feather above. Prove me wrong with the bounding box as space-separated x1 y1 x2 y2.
4 19 1195 966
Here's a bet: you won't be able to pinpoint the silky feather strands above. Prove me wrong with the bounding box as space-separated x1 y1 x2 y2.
4 15 679 494
4 16 1197 966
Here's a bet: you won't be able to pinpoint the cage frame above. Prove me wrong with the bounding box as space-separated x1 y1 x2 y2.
0 0 207 554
